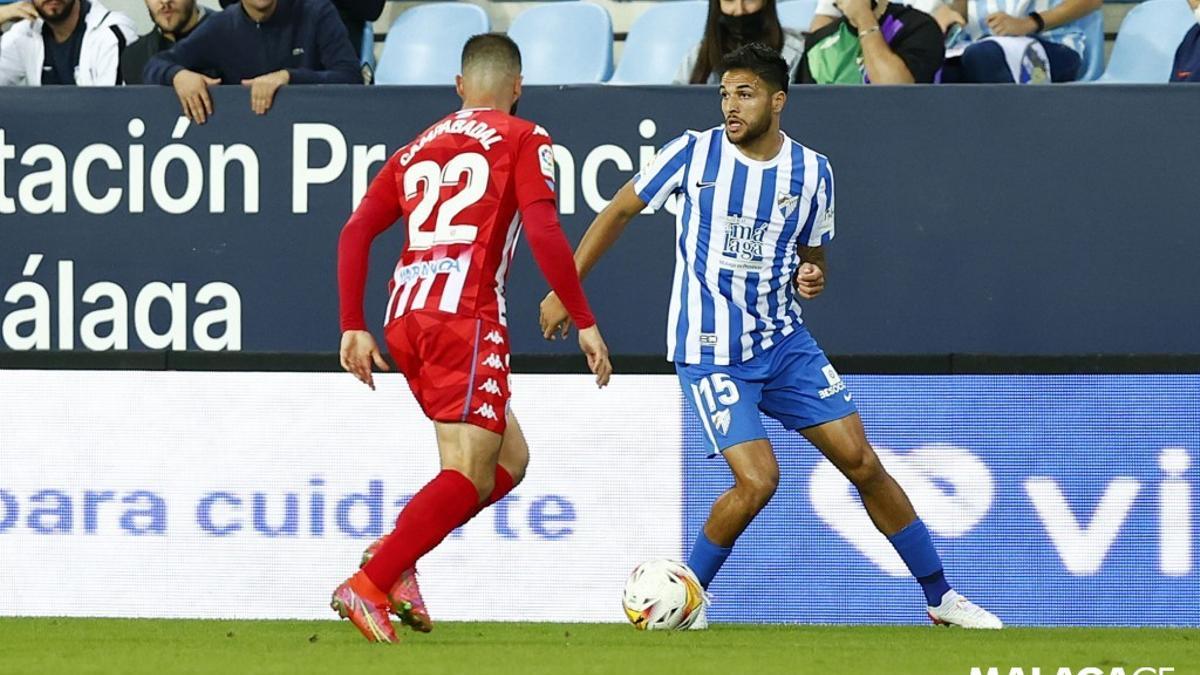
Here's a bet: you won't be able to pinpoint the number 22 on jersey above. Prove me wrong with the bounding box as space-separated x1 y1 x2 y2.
404 152 489 250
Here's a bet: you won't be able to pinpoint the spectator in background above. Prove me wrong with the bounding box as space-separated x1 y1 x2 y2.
0 1 39 26
1171 0 1200 81
796 0 944 83
218 0 380 53
818 0 1100 82
143 0 361 124
121 0 213 84
945 0 1101 82
0 0 136 85
676 0 805 84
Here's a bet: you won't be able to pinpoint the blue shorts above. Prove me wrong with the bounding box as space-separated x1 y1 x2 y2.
676 326 857 456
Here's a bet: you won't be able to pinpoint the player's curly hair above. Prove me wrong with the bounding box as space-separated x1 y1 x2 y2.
717 43 789 94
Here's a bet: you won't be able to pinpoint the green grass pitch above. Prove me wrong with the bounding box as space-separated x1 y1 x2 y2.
0 619 1194 675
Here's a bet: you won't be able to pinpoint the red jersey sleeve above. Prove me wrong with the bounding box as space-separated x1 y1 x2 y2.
512 125 558 210
337 157 404 331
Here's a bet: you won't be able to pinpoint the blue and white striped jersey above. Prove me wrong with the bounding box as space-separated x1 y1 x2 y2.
633 126 835 366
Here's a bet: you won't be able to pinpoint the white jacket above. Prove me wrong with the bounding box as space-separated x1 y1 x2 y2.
0 0 137 86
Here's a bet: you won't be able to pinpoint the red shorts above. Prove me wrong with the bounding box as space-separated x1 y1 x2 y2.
385 310 510 434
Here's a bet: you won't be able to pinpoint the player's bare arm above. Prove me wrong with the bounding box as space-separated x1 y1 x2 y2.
540 181 648 339
795 245 826 300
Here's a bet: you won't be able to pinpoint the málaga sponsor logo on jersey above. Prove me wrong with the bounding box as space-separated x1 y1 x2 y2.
720 214 770 271
810 445 1195 579
969 662 1176 667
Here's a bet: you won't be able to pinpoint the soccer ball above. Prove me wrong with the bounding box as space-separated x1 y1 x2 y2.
621 559 706 631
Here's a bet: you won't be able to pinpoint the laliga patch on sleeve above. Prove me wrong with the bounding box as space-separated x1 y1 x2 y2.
539 144 555 180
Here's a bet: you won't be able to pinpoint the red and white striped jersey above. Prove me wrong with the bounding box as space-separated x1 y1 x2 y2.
349 108 558 328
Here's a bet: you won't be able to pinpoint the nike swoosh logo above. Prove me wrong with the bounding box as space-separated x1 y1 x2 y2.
695 182 716 190
843 393 853 402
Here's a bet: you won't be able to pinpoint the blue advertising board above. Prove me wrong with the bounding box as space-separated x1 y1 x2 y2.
2 86 1199 356
685 375 1200 626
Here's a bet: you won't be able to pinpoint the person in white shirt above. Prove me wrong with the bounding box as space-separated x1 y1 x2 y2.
0 0 136 85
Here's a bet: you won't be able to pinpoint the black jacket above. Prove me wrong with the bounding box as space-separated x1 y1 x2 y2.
121 5 212 85
143 0 361 85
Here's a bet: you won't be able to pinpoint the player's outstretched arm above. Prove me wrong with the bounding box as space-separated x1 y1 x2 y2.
521 198 612 387
539 181 648 339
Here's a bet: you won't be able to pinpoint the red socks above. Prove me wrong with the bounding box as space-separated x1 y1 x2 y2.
468 465 515 523
362 469 479 592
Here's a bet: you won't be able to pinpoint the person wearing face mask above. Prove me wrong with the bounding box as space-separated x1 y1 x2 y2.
1171 0 1200 81
675 0 805 84
796 0 944 83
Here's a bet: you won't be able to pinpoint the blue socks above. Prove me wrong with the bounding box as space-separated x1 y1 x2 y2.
687 530 733 589
887 518 952 606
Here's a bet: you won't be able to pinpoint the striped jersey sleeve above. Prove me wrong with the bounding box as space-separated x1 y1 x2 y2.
632 132 694 210
802 156 835 247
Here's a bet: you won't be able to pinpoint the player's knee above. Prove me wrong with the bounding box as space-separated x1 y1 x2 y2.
739 470 779 510
843 444 885 489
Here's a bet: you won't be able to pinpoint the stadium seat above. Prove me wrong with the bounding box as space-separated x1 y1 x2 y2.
610 0 706 84
1073 9 1106 80
1099 0 1195 82
374 3 490 85
360 24 376 78
777 0 819 31
508 2 614 84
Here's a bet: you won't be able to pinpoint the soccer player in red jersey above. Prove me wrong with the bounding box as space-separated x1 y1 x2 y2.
332 33 612 643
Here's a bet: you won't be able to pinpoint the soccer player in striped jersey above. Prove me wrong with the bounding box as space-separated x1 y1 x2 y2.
541 43 1000 629
333 34 612 643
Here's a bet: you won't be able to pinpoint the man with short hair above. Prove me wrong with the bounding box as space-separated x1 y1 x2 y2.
0 0 136 85
541 42 1002 629
121 0 212 85
332 33 611 643
143 0 360 123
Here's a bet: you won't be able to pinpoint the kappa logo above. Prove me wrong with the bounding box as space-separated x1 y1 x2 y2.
484 330 505 345
478 378 502 396
711 408 732 435
473 403 498 420
481 353 505 370
776 192 800 219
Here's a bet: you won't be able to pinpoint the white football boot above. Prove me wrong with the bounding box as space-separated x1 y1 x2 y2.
927 590 1003 629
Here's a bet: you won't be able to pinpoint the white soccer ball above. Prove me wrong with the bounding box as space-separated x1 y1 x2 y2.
622 559 706 631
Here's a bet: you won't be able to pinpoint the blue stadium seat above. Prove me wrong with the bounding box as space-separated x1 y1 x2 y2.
777 0 818 31
1073 9 1106 80
610 1 706 84
361 24 376 77
375 3 490 85
1099 0 1195 82
508 2 614 84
